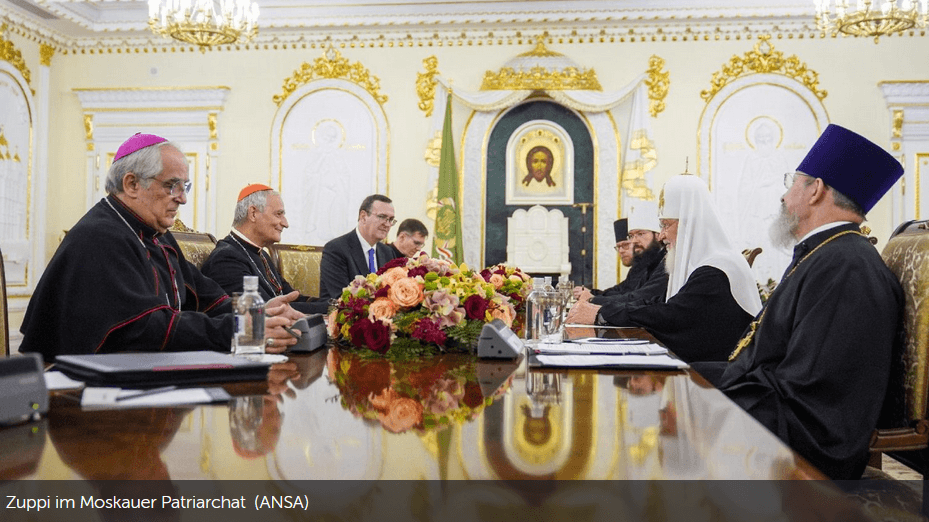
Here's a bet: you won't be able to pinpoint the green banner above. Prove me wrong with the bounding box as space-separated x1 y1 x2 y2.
432 95 464 264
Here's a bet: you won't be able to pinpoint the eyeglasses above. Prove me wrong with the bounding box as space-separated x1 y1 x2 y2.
659 219 677 231
161 178 192 197
627 230 652 240
369 212 397 226
783 172 815 190
613 242 631 252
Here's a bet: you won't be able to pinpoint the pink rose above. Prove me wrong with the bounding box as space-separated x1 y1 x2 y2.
368 297 399 321
389 277 425 308
489 304 514 328
326 310 340 338
380 266 408 287
488 273 505 289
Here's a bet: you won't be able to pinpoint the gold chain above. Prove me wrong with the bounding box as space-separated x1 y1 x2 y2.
728 229 863 361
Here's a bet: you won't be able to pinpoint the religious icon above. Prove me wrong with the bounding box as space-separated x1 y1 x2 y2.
522 145 556 187
505 120 574 205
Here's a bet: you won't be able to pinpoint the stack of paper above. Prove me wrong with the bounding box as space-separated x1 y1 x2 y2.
80 386 230 409
530 339 688 369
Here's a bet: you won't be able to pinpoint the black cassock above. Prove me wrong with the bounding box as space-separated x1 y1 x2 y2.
20 196 233 362
710 223 905 479
202 234 329 315
597 265 753 362
590 245 669 307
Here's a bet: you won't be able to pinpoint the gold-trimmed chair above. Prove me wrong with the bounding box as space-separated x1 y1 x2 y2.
169 219 217 270
0 244 8 357
269 244 324 297
851 219 929 517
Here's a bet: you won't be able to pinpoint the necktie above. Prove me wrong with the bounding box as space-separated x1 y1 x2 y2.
368 247 376 273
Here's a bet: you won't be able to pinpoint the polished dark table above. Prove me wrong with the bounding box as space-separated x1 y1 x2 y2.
0 326 834 483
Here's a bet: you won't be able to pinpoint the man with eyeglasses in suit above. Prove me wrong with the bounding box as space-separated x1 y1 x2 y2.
319 194 403 300
20 133 302 361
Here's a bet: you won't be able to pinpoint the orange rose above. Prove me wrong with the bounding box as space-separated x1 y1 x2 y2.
389 277 425 308
380 266 408 287
368 297 399 321
489 304 514 328
488 273 505 289
378 396 424 433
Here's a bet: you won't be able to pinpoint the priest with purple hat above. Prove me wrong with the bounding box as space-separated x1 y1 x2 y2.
20 133 302 361
697 124 906 479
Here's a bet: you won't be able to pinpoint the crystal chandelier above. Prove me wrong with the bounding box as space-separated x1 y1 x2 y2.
148 0 259 50
814 0 929 42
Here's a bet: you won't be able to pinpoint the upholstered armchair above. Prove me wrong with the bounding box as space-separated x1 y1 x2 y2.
268 244 324 297
169 219 218 270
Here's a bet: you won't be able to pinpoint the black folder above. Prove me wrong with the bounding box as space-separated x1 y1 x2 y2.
54 351 269 387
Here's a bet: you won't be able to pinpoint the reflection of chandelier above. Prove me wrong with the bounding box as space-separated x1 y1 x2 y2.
814 0 929 42
148 0 259 50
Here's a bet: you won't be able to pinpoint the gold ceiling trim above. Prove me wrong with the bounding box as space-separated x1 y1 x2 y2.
272 45 388 107
0 24 31 87
701 35 826 102
416 56 440 117
645 55 669 117
480 40 601 91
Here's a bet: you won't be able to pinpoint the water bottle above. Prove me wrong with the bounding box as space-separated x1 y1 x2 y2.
234 276 265 355
525 277 545 343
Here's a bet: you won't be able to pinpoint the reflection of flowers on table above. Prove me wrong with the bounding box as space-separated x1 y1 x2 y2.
327 255 530 357
326 349 511 433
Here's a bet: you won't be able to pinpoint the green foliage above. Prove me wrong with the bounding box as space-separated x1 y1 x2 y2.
446 320 485 351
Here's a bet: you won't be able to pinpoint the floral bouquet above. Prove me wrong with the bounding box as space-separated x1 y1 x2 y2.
326 348 512 433
327 255 531 358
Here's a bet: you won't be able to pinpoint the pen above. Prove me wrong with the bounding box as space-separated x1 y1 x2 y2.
283 324 302 339
116 385 178 402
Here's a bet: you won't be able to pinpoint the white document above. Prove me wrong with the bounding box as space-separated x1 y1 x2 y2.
534 354 689 370
80 387 227 409
533 342 668 356
44 371 85 391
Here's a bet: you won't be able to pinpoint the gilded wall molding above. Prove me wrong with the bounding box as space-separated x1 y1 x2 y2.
416 56 440 117
700 35 827 103
0 24 31 87
481 40 601 91
39 43 53 66
645 55 669 117
272 46 388 107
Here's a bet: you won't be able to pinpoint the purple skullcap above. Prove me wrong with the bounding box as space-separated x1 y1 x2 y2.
796 124 903 214
113 132 168 162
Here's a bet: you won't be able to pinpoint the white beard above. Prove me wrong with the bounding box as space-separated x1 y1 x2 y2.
664 245 675 278
769 204 799 252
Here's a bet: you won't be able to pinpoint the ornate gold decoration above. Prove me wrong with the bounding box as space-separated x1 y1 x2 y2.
170 218 196 232
816 0 928 43
208 113 218 139
893 109 904 138
645 55 669 117
39 44 54 67
416 56 440 117
83 114 94 151
424 130 442 168
480 40 601 91
700 35 827 103
622 130 658 201
0 25 31 87
148 0 258 51
273 45 388 107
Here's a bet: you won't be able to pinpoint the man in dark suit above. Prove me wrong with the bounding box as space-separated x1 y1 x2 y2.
319 194 402 299
387 218 429 258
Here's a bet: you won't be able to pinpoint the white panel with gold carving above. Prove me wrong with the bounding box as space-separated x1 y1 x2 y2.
880 81 929 224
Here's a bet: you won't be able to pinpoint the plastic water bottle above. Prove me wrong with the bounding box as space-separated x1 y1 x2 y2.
526 277 564 345
234 276 265 355
525 277 545 343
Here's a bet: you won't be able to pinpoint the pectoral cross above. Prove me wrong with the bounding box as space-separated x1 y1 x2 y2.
729 319 758 361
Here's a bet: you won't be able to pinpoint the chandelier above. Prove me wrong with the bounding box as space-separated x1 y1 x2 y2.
814 0 929 42
148 0 259 50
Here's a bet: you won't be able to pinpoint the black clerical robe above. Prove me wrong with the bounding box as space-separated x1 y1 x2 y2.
714 223 904 479
597 265 753 362
590 246 669 307
20 196 234 362
201 234 329 315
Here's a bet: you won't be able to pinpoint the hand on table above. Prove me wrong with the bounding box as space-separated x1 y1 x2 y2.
263 291 303 353
574 287 594 303
566 299 600 325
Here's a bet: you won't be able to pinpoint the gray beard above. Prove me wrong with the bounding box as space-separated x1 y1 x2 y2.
769 204 799 251
664 245 675 278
